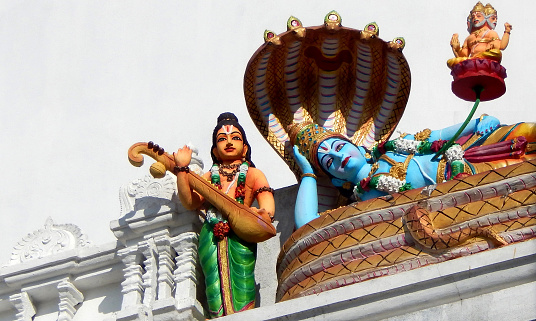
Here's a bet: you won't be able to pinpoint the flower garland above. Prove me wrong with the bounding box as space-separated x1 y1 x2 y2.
370 138 449 161
206 162 248 240
355 136 466 198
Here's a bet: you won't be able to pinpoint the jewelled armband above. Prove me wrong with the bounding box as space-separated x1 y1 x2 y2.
301 173 317 180
254 186 274 198
174 166 190 174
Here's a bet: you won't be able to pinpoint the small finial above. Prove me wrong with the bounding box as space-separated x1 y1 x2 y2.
361 22 379 39
287 16 306 38
388 37 406 51
324 10 341 31
264 30 281 45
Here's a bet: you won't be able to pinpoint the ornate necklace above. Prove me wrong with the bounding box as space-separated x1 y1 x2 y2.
220 163 240 169
218 165 240 182
472 28 485 36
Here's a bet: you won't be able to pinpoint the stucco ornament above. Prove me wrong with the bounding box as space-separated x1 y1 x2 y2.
10 217 90 265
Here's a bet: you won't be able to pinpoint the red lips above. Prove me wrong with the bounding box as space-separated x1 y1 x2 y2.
341 156 350 168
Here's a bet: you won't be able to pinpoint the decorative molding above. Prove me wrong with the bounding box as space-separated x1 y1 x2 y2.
9 292 36 321
119 173 177 217
118 247 144 309
10 217 90 265
155 233 176 300
57 280 84 321
119 145 204 218
139 239 158 306
172 232 200 302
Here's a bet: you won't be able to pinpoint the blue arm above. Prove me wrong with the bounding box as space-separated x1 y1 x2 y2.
405 115 500 142
293 146 320 229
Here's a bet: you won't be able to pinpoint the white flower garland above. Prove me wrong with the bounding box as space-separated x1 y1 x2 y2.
354 139 465 198
444 144 464 163
376 175 406 193
239 163 248 176
392 138 421 154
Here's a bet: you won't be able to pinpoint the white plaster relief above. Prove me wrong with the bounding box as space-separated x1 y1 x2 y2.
9 292 36 321
10 217 90 265
57 280 84 321
119 173 178 217
118 247 144 310
154 233 176 301
118 144 204 218
139 239 158 307
172 232 200 303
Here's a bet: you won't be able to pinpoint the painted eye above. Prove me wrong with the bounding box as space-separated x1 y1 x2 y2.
217 137 226 142
232 136 242 141
326 158 333 168
335 143 345 152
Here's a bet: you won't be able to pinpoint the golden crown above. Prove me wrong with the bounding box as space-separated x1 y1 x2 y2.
470 2 485 14
470 2 496 16
287 122 347 172
484 3 497 16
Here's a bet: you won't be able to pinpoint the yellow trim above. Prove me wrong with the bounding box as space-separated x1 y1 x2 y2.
436 158 447 183
218 238 235 315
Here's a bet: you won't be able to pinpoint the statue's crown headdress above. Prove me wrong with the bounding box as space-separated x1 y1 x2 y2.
288 122 348 172
470 2 496 16
484 3 497 16
470 2 486 14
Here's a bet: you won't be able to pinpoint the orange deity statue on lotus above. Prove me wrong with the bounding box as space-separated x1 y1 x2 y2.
448 2 512 68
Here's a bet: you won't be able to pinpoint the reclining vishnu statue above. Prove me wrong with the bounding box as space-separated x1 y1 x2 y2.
244 9 536 301
289 118 536 228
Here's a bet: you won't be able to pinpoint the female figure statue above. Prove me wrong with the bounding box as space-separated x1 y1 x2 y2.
174 112 275 318
290 116 536 228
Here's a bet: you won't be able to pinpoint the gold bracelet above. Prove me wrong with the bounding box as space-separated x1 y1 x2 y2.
479 113 488 122
301 173 317 180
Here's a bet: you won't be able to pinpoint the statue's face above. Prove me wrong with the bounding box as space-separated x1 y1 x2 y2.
214 125 246 162
317 138 364 181
471 11 486 29
486 14 497 29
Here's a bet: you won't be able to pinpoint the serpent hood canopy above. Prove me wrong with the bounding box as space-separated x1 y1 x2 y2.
244 12 411 178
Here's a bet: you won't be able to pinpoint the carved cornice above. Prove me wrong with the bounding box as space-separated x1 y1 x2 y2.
9 292 36 321
9 217 90 265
